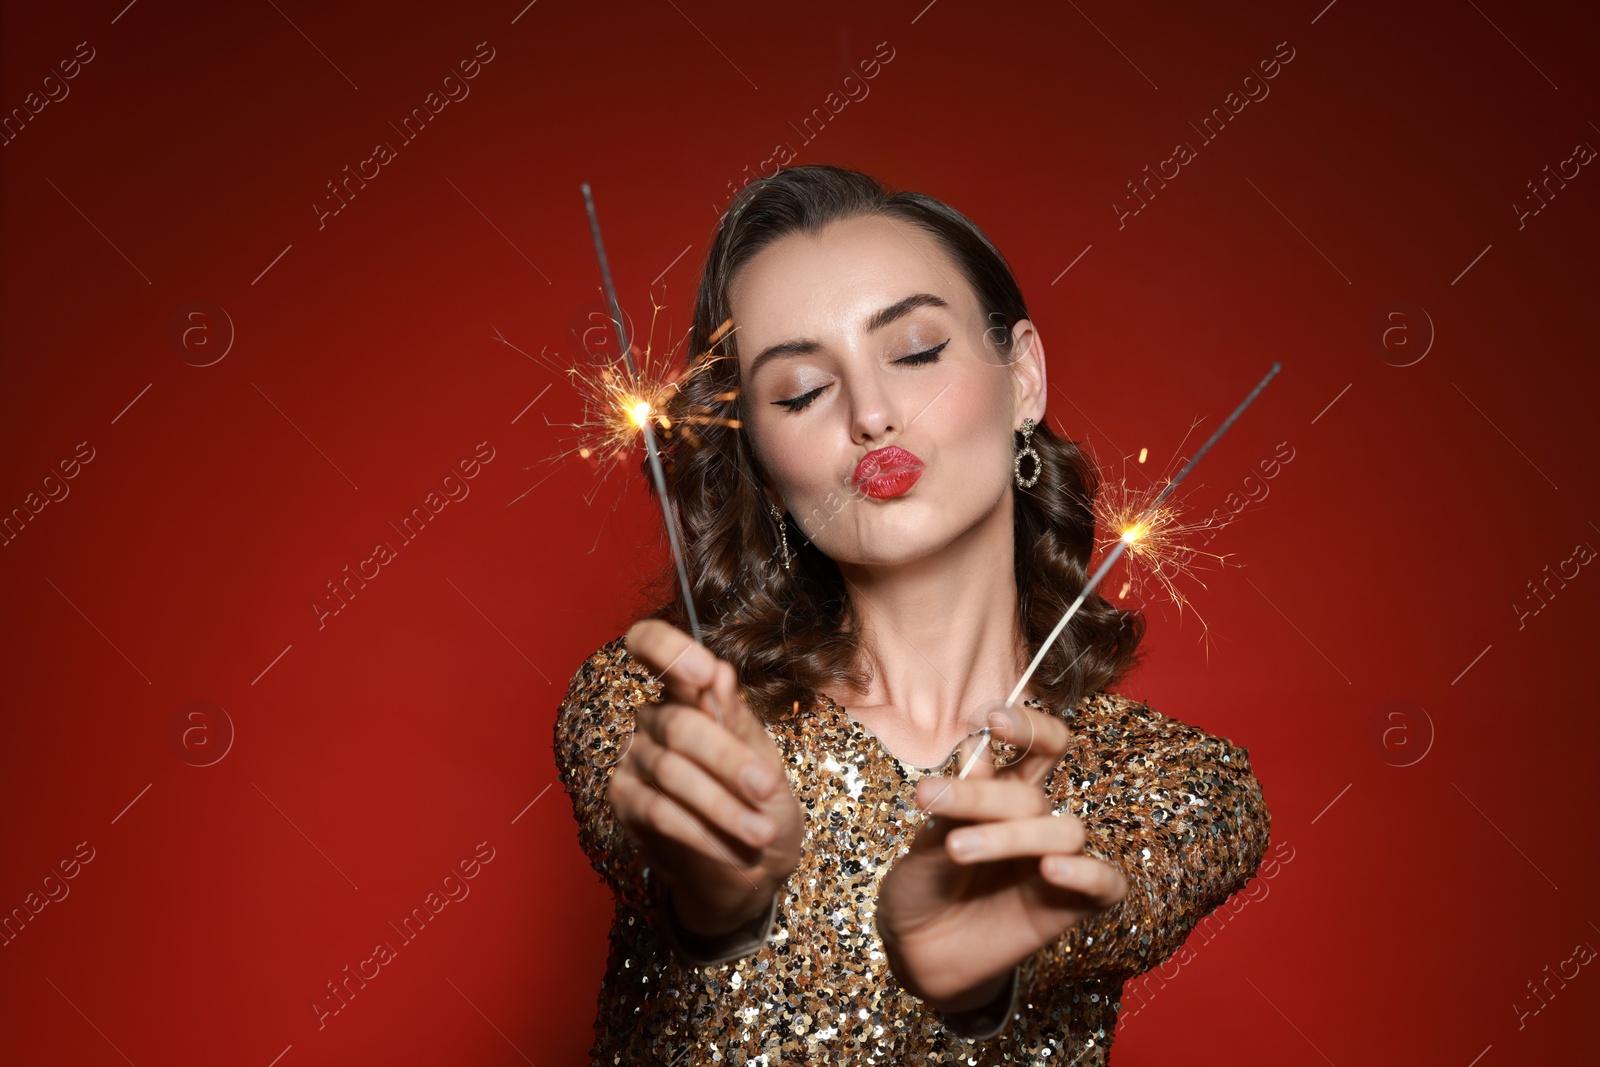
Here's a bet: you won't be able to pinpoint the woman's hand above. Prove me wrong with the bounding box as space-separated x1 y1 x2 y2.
875 704 1130 1012
607 619 804 941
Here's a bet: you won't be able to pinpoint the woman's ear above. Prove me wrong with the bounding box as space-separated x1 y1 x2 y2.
1008 319 1048 426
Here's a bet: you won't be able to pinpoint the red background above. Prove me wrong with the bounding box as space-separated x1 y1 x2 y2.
3 1 1597 1064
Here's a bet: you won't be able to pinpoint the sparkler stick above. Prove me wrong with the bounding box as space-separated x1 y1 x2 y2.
953 362 1282 781
1006 361 1281 709
580 183 717 722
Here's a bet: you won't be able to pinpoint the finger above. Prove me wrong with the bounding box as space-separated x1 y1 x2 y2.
941 814 1087 865
987 704 1073 787
639 700 782 805
913 730 994 816
1040 852 1130 910
631 729 777 848
625 619 718 708
608 766 762 870
913 775 1050 822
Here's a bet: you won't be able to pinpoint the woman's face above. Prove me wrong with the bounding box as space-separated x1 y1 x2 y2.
730 213 1046 568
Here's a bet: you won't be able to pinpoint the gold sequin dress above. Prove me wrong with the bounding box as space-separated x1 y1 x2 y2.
554 636 1272 1065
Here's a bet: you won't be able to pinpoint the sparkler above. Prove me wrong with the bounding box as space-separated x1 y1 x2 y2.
1089 447 1235 649
579 183 734 722
954 361 1282 780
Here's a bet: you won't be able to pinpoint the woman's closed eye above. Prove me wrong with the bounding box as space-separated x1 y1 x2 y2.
771 339 951 413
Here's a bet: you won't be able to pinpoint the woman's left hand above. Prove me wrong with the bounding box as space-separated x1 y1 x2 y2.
875 703 1130 1013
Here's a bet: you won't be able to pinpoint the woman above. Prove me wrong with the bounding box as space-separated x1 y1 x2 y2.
553 165 1271 1064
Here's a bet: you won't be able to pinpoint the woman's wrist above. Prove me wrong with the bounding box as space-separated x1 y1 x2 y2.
660 884 779 966
938 966 1020 1039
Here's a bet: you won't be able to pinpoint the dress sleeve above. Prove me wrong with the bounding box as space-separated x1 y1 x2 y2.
551 634 665 918
1021 692 1272 987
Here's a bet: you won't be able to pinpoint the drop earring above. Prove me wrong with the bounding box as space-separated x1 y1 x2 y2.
1014 418 1042 489
769 504 792 571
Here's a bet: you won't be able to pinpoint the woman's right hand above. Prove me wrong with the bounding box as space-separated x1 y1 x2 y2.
607 619 804 940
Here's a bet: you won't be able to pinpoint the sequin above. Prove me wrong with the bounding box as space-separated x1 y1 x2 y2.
553 637 1272 1065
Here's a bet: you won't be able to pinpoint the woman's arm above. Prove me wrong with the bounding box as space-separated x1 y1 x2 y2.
1025 693 1272 985
552 635 662 917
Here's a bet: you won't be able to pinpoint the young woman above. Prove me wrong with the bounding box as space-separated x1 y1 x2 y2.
554 164 1271 1064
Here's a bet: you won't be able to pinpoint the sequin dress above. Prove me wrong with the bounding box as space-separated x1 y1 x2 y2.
553 636 1272 1065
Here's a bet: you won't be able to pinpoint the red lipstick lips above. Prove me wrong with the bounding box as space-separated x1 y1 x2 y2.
852 445 925 500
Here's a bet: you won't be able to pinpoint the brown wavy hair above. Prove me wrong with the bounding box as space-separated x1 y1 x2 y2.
637 164 1144 720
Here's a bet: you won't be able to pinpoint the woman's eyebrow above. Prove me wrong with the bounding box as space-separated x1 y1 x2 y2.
746 292 950 378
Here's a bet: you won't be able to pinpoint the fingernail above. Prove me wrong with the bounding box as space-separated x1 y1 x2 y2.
1045 855 1072 880
741 764 774 798
741 811 773 842
947 830 983 859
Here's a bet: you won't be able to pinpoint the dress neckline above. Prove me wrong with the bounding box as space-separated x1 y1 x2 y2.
816 690 1048 774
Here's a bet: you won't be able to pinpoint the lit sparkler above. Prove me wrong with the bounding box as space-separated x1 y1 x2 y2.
955 362 1282 780
578 183 736 721
1090 463 1234 648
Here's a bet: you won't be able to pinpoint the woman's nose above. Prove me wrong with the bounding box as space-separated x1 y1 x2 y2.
847 369 900 444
